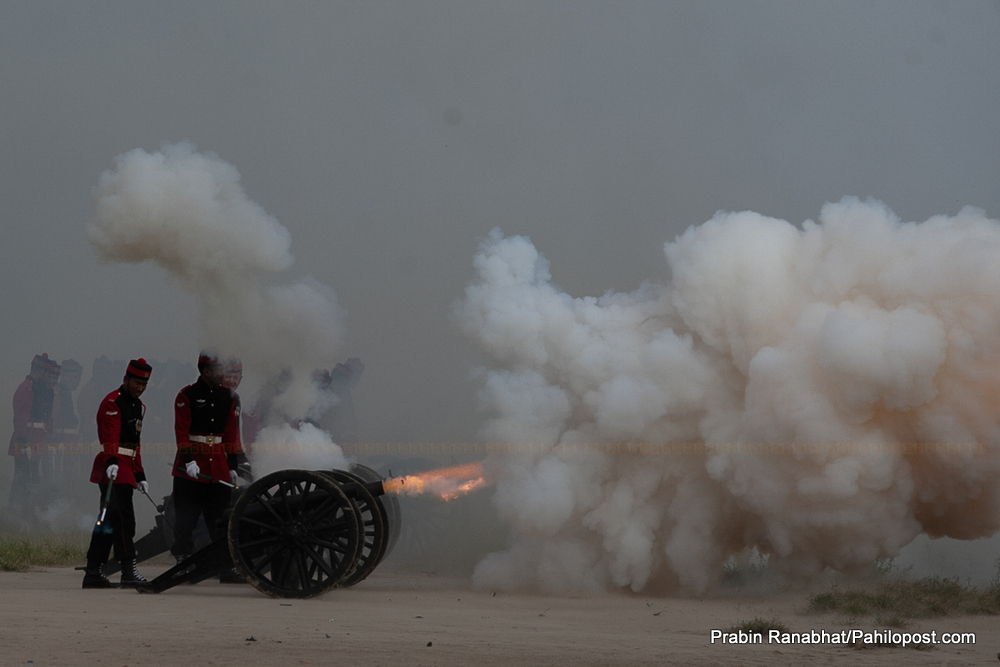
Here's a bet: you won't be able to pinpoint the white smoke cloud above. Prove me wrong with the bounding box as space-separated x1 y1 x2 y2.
89 141 344 428
252 422 350 477
455 197 1000 594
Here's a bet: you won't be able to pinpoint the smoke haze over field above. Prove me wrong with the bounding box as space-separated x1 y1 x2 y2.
457 200 1000 593
1 2 999 584
90 142 345 418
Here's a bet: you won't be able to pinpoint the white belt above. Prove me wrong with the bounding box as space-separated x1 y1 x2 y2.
189 435 223 444
28 422 46 429
117 447 137 457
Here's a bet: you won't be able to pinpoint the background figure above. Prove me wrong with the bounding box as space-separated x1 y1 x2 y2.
7 354 59 519
219 356 252 482
76 356 119 446
217 356 251 583
241 369 292 449
37 361 60 489
135 357 197 493
244 357 363 447
52 358 83 483
316 358 364 443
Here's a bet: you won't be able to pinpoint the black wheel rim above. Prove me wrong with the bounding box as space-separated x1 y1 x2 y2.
350 463 402 558
324 469 386 586
228 469 361 598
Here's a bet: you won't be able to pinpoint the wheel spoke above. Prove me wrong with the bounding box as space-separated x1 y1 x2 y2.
303 496 340 523
275 481 295 522
252 543 290 571
308 525 351 536
253 489 285 525
301 542 338 579
295 550 312 585
238 515 283 533
238 535 284 550
299 479 314 515
271 550 294 587
303 551 322 581
310 537 352 553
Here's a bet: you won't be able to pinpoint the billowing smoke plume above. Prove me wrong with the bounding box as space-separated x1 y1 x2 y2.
455 197 1000 594
252 422 351 477
89 142 345 443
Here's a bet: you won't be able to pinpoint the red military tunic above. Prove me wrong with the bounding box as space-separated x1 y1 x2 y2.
89 386 146 487
172 378 242 483
8 376 51 457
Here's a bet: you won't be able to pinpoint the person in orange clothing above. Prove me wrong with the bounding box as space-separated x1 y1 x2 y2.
82 358 153 589
170 350 244 563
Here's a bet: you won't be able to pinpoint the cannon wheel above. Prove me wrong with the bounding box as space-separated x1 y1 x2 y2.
228 469 362 598
324 469 386 586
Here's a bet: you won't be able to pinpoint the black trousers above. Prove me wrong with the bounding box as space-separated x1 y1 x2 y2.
10 452 42 508
8 455 29 511
170 476 231 558
85 484 136 568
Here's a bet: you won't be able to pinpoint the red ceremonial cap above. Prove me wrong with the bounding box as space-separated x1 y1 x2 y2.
198 350 219 367
126 358 152 380
31 353 60 373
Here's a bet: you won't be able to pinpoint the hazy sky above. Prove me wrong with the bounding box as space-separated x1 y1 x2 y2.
2 0 998 448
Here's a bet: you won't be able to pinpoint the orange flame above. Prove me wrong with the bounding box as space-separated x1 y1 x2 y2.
382 462 489 501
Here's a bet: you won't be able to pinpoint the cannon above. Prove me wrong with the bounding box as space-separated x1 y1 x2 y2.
131 464 401 598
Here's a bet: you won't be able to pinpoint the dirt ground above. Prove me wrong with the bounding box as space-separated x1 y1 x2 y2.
1 562 998 667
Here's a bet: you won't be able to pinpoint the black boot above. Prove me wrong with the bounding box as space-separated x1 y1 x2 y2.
82 568 118 589
120 559 148 586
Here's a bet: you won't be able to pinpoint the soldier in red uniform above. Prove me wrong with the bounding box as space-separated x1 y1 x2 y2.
81 359 153 589
37 361 61 489
170 350 244 563
51 359 83 482
7 353 60 516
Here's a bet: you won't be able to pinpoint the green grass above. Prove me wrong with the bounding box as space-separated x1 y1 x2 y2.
722 551 771 588
808 576 1000 619
0 533 88 571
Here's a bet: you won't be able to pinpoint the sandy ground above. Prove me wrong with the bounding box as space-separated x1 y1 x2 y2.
1 563 998 667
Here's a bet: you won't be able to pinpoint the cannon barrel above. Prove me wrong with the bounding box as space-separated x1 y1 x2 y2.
231 477 386 523
337 479 386 499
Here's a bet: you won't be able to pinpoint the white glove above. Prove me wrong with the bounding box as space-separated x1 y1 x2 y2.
106 464 119 480
229 470 240 487
137 480 149 494
185 460 200 478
